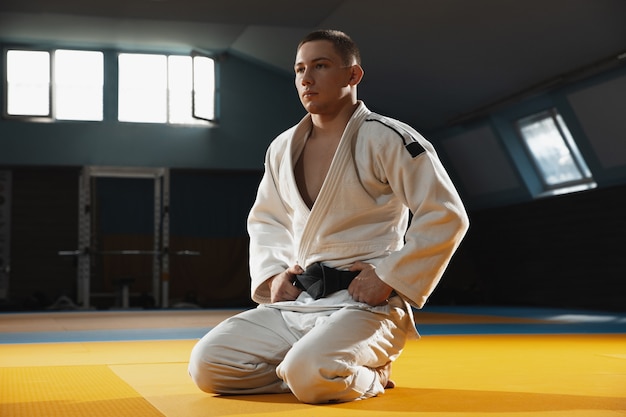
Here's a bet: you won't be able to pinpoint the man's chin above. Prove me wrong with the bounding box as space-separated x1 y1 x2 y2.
302 100 317 109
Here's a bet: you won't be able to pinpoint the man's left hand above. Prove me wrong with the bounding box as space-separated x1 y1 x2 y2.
347 261 393 306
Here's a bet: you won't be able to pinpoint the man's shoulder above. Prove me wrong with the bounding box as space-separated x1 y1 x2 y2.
360 113 428 158
363 113 414 137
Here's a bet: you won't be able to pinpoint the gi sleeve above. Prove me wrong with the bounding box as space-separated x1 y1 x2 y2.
246 141 295 304
371 121 470 309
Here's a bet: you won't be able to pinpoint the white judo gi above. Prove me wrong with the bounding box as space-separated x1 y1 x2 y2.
189 101 469 403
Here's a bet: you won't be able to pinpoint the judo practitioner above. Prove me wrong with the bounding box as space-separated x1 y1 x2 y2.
189 29 469 404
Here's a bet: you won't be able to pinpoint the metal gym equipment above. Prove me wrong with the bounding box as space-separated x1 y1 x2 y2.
60 166 174 309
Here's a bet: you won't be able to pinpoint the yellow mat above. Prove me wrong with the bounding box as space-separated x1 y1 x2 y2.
1 365 163 417
1 335 625 417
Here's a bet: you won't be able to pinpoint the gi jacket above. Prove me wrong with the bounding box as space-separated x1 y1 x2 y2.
247 101 469 309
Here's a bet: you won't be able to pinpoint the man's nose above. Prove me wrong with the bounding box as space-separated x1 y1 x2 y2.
300 68 313 85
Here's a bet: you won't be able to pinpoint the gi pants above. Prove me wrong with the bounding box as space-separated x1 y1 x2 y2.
188 292 415 404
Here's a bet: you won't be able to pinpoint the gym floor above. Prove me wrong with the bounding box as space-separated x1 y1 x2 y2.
1 306 625 416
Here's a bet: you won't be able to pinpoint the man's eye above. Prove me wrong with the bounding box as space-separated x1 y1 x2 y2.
295 67 305 74
315 63 326 69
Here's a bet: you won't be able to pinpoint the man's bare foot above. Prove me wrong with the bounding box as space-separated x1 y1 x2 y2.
376 362 395 389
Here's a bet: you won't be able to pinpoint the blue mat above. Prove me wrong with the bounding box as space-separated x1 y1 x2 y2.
1 306 625 344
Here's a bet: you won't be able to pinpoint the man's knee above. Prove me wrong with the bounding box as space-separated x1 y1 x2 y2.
189 334 286 395
188 342 227 393
279 348 355 403
279 357 325 403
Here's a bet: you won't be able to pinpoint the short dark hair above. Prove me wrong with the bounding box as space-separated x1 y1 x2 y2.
298 29 361 67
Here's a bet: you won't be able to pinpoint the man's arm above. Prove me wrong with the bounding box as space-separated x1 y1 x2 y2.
369 121 469 308
247 141 297 304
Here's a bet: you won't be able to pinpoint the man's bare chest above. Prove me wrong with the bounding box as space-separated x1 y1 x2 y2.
294 137 340 208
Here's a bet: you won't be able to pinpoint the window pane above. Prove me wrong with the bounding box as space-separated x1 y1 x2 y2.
168 55 193 124
55 50 104 121
518 111 592 187
118 53 167 123
556 113 592 178
193 55 215 121
6 50 50 116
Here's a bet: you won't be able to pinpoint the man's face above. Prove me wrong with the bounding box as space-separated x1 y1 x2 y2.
294 40 354 115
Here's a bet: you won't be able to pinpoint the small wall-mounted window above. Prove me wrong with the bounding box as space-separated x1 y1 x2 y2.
5 49 103 121
192 55 216 122
118 53 215 124
55 50 104 121
6 50 50 117
516 109 595 195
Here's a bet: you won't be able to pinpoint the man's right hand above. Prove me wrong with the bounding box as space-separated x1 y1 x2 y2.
269 264 304 303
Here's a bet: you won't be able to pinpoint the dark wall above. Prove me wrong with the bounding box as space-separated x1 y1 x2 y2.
433 184 626 311
7 167 79 309
1 166 262 310
3 167 625 312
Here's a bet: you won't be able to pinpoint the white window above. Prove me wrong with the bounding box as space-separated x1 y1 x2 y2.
516 109 595 194
192 55 216 121
118 53 215 124
118 53 168 123
5 49 103 121
168 55 193 124
55 50 104 121
6 50 50 116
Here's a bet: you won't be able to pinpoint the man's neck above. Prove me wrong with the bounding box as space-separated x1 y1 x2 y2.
310 102 359 140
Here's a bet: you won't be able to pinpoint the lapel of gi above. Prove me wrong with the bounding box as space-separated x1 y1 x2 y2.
296 102 371 265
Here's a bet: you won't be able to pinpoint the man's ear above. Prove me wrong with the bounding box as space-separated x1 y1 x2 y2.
349 64 364 86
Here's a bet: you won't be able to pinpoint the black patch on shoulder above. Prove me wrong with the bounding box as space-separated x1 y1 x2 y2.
405 141 425 158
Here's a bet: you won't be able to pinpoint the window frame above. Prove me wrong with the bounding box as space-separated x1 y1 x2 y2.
191 51 217 123
3 47 107 122
3 47 53 120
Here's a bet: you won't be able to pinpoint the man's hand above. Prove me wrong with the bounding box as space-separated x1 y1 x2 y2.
347 261 393 306
269 264 304 303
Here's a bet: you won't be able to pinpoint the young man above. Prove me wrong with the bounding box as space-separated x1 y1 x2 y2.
189 29 469 404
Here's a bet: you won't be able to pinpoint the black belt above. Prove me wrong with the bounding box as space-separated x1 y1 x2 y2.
293 262 359 300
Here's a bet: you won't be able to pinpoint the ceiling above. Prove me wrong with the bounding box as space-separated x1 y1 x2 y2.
1 0 625 131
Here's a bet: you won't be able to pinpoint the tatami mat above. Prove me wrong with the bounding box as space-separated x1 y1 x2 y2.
1 307 625 416
2 365 163 417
